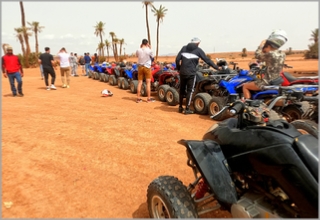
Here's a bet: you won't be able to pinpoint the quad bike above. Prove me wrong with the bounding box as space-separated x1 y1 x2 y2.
165 59 238 115
109 63 126 87
280 64 318 86
118 64 138 90
207 66 318 121
156 69 180 102
146 99 318 218
129 64 162 95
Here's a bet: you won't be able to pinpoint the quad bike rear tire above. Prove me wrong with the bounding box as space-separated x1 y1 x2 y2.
99 73 105 82
141 82 147 97
88 71 93 78
122 78 129 90
193 93 212 115
130 80 138 93
208 96 230 121
105 75 110 83
95 72 100 80
147 175 198 218
157 85 170 102
282 105 303 122
109 75 117 86
290 120 318 139
117 77 124 88
166 88 179 106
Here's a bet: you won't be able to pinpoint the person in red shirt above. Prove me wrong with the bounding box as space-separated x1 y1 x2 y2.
2 46 24 97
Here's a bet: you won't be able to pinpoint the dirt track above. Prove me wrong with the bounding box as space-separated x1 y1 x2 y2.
2 56 318 218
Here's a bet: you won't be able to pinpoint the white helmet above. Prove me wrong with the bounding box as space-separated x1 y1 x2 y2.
101 89 113 97
267 29 287 49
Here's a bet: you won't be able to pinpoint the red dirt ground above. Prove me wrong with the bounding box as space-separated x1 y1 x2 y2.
2 53 318 218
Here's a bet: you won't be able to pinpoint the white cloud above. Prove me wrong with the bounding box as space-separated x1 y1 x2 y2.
42 34 55 40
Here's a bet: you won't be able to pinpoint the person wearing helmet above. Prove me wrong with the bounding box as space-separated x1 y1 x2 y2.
242 30 287 99
175 37 220 114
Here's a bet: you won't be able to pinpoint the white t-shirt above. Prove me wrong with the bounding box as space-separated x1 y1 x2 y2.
58 52 70 67
136 47 153 68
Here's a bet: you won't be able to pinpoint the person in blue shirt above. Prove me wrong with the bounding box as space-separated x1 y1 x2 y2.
84 52 91 76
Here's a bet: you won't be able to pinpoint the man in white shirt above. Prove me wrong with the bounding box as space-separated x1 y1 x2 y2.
57 47 71 88
136 39 155 103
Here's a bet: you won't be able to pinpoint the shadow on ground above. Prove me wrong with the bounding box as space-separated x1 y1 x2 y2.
132 202 149 218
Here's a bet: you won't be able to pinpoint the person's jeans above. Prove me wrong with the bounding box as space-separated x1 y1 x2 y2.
40 64 44 78
85 63 90 76
7 72 23 95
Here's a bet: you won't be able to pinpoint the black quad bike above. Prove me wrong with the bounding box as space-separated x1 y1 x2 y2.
146 99 318 218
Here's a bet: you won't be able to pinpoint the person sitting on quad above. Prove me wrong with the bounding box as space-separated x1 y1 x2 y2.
242 29 287 99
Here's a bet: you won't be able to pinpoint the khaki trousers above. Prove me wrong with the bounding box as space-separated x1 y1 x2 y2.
60 67 70 85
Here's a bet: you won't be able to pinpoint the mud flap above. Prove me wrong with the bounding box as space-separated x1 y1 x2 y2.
179 139 238 205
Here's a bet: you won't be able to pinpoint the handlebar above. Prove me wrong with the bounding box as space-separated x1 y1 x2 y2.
229 101 245 115
284 64 293 68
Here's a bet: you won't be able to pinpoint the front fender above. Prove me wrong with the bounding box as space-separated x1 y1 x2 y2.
178 139 238 205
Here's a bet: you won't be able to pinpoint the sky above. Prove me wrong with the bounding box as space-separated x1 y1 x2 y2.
1 1 319 57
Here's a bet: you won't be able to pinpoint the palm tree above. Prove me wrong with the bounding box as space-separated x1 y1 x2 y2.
119 38 126 57
309 28 318 44
142 1 153 45
105 39 111 62
14 27 26 56
94 21 105 57
109 32 117 61
114 38 120 62
151 4 168 61
28 21 45 55
96 42 105 58
19 1 31 68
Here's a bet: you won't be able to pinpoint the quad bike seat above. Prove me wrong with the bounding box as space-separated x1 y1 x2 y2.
283 72 318 82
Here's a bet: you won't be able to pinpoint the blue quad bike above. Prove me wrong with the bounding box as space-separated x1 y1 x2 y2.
117 64 138 90
206 68 319 121
146 99 318 218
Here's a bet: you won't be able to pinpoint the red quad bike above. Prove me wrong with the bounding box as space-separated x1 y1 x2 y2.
129 64 162 95
281 64 318 86
146 99 318 218
156 68 180 102
107 63 121 86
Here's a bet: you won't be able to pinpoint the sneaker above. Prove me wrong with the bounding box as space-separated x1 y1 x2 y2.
66 85 70 88
136 98 142 103
147 98 156 103
46 86 51 90
50 85 57 90
13 94 17 97
18 92 24 97
184 109 194 115
179 106 184 113
62 84 67 88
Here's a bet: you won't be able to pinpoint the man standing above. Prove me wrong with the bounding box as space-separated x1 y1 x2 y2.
39 47 57 90
2 46 24 97
175 37 220 114
84 52 91 76
136 38 155 103
57 47 71 88
69 52 78 77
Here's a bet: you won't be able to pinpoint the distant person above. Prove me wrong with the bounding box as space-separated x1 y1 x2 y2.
242 30 287 99
57 47 71 88
175 37 220 114
136 38 155 103
93 53 99 64
2 46 24 96
84 52 91 76
78 55 85 75
69 52 78 77
39 47 57 90
74 53 79 76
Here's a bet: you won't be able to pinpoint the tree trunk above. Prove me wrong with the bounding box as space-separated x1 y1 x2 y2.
99 33 104 57
35 31 39 54
156 20 160 61
146 6 151 46
20 1 30 68
107 46 110 62
18 35 26 56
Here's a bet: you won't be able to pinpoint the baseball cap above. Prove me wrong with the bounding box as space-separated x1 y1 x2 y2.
6 46 13 51
191 37 201 44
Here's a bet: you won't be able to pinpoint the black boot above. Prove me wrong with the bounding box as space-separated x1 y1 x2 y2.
184 107 194 115
178 106 184 113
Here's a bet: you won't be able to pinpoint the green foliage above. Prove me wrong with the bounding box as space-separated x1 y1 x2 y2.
286 47 293 55
241 48 247 58
18 52 41 68
304 42 318 59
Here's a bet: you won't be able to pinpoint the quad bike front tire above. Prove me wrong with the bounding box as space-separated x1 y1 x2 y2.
105 75 110 83
117 77 124 88
290 120 318 139
282 105 303 122
130 80 138 93
88 71 93 78
166 87 179 106
109 75 117 86
122 78 129 90
99 73 105 82
193 93 212 115
95 72 100 80
157 85 170 102
147 175 198 218
208 96 230 121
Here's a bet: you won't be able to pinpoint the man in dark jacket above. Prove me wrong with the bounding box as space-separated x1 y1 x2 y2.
175 37 220 114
